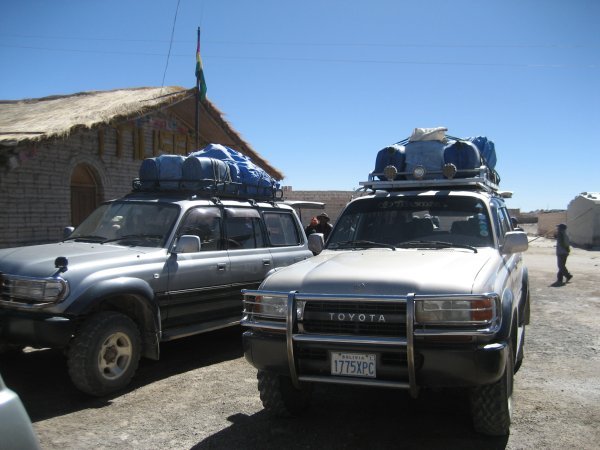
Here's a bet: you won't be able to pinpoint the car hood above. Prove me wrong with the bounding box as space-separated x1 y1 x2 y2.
0 242 161 278
262 248 498 295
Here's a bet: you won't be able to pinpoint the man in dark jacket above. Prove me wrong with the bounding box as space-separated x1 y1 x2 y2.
553 223 573 286
316 213 333 241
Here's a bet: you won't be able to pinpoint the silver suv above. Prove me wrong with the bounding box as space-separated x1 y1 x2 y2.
0 191 312 395
0 372 40 449
242 174 530 436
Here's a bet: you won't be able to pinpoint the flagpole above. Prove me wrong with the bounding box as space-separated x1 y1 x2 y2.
195 27 200 150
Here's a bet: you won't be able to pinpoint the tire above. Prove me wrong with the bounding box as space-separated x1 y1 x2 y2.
257 370 312 417
469 345 514 436
67 311 141 396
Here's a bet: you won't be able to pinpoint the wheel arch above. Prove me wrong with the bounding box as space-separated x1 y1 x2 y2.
66 278 160 360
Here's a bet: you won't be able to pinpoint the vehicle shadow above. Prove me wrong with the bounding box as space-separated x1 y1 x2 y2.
190 384 509 450
0 327 244 422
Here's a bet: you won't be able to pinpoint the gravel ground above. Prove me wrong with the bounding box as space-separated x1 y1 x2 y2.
2 236 599 449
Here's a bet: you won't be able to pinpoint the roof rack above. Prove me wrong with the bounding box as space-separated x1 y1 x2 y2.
131 178 284 202
359 166 500 193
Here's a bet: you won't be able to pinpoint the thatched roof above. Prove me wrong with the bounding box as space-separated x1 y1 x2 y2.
0 86 283 180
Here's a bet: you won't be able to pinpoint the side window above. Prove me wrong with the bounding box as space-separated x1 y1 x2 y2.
224 208 265 250
178 207 222 251
263 211 302 246
495 205 511 245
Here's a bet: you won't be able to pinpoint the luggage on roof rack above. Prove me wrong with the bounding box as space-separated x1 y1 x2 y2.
366 129 501 192
133 144 282 201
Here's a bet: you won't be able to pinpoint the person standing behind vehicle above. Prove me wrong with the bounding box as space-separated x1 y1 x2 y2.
304 216 319 237
553 223 573 286
316 213 333 241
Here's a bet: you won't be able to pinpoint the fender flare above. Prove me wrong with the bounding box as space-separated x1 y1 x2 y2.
520 267 531 326
65 277 161 359
498 287 517 343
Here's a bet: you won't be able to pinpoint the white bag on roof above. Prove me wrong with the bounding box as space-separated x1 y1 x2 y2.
409 127 448 142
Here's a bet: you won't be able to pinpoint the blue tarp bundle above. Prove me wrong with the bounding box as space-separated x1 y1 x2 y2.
137 143 278 199
189 143 279 197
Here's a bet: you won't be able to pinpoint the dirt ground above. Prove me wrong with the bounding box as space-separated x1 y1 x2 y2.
2 235 599 450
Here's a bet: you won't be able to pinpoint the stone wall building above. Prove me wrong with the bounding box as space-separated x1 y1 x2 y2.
567 192 600 248
282 187 364 226
0 87 282 249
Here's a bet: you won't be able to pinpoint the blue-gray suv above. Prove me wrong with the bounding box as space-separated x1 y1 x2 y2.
0 190 312 395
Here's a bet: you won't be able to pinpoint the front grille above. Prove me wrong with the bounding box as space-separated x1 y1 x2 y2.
302 301 407 337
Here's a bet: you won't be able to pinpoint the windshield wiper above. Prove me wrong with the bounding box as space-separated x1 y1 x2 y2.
102 234 164 244
395 240 478 253
66 235 107 243
329 240 396 251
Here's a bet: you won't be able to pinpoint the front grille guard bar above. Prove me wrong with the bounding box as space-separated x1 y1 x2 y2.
242 290 500 398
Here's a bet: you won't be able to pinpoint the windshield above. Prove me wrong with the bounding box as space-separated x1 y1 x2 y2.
67 201 180 248
328 195 494 250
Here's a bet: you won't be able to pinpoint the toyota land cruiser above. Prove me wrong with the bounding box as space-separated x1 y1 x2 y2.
0 183 312 396
242 168 530 436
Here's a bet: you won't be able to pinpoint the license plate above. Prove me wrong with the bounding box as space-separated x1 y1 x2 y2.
330 352 376 378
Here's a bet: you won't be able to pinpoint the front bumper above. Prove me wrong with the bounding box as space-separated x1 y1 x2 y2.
242 290 509 395
244 330 507 390
0 309 76 348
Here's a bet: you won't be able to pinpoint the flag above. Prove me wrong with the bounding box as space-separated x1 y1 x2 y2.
195 28 207 101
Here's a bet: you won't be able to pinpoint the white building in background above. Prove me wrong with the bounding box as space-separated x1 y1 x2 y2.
567 192 600 249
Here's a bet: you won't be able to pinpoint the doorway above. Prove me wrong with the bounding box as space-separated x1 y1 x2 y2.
71 164 101 227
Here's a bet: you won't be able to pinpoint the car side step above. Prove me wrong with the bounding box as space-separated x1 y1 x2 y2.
161 317 240 341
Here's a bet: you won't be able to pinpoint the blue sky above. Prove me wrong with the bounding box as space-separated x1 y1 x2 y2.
1 0 598 212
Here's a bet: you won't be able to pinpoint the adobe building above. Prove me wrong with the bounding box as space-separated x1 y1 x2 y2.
536 211 567 238
567 192 600 248
0 87 283 249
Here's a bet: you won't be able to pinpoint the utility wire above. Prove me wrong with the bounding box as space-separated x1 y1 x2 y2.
0 33 597 50
0 44 597 69
161 0 182 91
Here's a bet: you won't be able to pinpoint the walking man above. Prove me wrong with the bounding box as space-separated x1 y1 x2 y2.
553 223 573 286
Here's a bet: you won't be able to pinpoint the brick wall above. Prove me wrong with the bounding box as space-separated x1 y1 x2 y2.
537 211 567 237
0 111 195 249
282 187 365 227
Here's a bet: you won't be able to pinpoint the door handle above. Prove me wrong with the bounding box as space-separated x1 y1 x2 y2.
217 262 227 271
262 259 271 266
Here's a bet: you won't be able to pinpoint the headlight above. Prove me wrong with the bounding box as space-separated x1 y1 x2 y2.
3 276 69 304
243 293 304 322
415 296 497 325
255 295 287 319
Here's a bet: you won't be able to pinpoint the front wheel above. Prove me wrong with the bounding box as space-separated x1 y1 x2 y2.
67 311 141 396
469 345 514 436
257 370 313 417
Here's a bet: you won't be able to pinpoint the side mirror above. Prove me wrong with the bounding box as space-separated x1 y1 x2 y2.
173 235 201 254
501 231 528 254
63 227 74 239
308 233 324 255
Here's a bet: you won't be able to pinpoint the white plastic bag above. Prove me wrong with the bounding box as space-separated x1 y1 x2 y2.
409 127 448 142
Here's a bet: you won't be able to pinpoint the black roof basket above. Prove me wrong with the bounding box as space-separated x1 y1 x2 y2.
131 178 284 202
